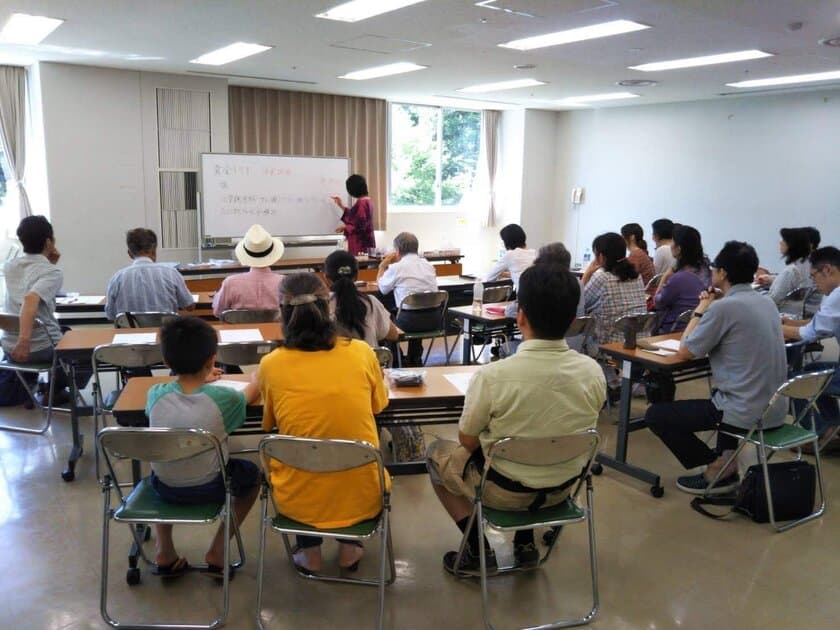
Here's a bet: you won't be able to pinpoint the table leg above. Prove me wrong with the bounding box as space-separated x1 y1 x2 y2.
461 318 473 365
596 360 664 497
61 361 84 482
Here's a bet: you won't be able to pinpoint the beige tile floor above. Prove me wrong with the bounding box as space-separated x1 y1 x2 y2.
1 369 839 629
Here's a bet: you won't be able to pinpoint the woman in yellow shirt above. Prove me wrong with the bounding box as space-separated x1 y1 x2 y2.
260 272 390 574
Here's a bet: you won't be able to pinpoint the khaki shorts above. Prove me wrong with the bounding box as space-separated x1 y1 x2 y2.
425 439 572 511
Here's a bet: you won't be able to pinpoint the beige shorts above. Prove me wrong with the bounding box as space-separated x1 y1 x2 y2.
425 439 572 511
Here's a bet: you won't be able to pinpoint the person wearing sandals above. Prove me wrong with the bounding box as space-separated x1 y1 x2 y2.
259 272 389 574
147 316 261 579
426 266 605 574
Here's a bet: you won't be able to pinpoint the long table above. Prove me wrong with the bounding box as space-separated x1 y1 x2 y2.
111 365 481 475
53 322 283 481
56 292 216 325
597 333 711 497
448 302 516 365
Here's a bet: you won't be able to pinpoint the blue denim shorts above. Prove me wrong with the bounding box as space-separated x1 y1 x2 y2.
150 458 260 504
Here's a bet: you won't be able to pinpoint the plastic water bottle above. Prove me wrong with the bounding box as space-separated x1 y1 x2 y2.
583 248 592 265
472 278 484 314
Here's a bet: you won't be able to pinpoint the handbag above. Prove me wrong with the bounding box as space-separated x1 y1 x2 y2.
690 460 816 523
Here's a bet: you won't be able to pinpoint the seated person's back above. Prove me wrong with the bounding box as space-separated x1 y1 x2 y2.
106 228 194 320
653 225 711 332
483 223 536 292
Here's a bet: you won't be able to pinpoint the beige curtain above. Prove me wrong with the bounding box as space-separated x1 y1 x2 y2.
480 110 500 228
229 86 388 229
0 65 32 219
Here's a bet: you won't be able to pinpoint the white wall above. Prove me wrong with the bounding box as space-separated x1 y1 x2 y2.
520 110 559 250
555 89 840 268
37 62 228 292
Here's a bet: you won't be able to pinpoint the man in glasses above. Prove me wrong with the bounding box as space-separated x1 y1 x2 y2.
783 247 840 448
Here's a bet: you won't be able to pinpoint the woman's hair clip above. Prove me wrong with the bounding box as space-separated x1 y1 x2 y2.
286 294 320 306
337 266 353 276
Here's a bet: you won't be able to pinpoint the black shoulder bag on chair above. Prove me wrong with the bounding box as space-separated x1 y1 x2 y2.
690 460 815 523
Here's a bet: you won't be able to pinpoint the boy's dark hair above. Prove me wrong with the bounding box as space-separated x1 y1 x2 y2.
712 241 759 285
593 232 639 282
281 272 337 351
17 215 54 254
620 223 648 252
780 228 811 265
345 174 369 198
499 224 527 250
651 218 675 241
160 316 217 375
810 246 840 270
126 228 158 256
393 232 419 256
672 225 705 271
803 226 821 250
534 242 571 270
325 250 371 340
518 265 580 339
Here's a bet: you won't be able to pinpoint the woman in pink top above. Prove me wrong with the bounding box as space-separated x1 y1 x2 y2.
212 224 285 318
331 174 376 256
621 223 655 287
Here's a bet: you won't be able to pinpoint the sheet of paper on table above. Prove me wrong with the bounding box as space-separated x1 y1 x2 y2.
191 294 200 302
640 348 673 357
219 329 264 343
57 295 106 305
213 380 250 392
112 333 157 344
444 372 477 395
653 339 681 352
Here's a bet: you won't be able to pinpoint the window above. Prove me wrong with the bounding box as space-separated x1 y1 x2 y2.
389 103 481 210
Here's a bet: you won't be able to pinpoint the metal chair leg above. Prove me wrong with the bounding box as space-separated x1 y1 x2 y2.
255 487 269 630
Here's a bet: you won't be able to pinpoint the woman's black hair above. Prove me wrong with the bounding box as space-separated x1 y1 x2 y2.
345 174 369 198
672 224 705 271
803 226 821 250
324 250 371 340
593 232 638 282
499 224 527 250
280 272 337 351
780 227 811 265
620 223 648 252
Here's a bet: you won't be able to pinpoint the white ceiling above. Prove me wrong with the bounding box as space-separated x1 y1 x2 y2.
1 0 840 109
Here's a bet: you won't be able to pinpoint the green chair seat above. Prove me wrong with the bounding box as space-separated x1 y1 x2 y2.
0 359 52 372
727 424 818 449
114 477 223 522
398 330 446 341
483 499 585 530
271 512 380 538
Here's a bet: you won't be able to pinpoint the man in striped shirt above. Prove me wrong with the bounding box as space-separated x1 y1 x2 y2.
105 228 194 321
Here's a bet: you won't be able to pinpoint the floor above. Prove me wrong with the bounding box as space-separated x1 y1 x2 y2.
1 340 839 629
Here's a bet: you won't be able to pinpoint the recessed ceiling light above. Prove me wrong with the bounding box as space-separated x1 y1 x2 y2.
556 92 640 105
190 42 272 65
629 49 772 72
617 79 658 87
820 36 840 48
316 0 427 23
726 69 840 89
499 19 650 51
339 62 427 80
458 78 546 93
0 13 63 45
513 64 536 70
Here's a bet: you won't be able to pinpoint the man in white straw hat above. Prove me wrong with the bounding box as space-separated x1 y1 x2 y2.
212 224 285 318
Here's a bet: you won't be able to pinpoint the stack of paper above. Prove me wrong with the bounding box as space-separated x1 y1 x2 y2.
112 333 157 344
219 329 264 343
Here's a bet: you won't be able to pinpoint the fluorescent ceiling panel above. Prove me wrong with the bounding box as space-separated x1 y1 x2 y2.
458 78 546 93
557 92 640 105
499 19 649 51
726 69 840 88
339 62 427 80
629 49 772 72
316 0 427 23
0 13 63 45
190 42 272 66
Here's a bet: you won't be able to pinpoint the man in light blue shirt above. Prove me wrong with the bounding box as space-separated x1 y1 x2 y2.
105 228 194 321
783 246 840 437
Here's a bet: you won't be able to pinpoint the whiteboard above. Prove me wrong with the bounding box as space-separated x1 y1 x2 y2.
200 153 350 239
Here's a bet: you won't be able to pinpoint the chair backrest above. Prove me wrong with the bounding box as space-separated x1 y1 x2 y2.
802 287 823 318
0 313 58 346
482 286 511 304
220 309 280 324
487 430 600 468
215 340 280 366
397 290 448 313
93 343 163 371
782 286 809 302
566 316 595 338
764 368 835 427
114 311 178 329
645 273 663 292
373 346 393 370
614 312 658 335
670 309 694 331
99 427 221 464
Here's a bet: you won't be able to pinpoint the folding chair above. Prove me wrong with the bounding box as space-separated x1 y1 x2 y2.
395 290 450 367
0 313 62 434
703 369 835 532
566 315 595 342
114 311 178 329
453 429 601 629
778 286 810 318
92 343 164 483
644 273 663 293
373 346 393 370
215 340 281 367
220 309 279 324
256 435 395 630
98 426 245 629
670 309 694 332
447 286 514 363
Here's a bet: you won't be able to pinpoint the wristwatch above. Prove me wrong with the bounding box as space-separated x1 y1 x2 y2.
692 311 703 319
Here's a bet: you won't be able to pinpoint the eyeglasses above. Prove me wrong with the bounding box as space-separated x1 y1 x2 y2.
810 266 826 279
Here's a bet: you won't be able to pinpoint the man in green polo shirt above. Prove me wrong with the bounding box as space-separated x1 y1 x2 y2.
426 265 605 575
